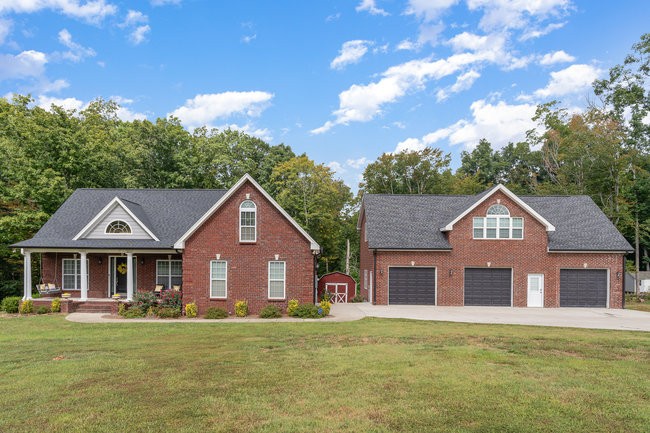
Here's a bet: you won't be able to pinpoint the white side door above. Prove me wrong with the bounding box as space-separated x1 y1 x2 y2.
527 274 544 307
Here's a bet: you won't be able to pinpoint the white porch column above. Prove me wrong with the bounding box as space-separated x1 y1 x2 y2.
22 249 32 301
126 252 134 301
80 251 88 301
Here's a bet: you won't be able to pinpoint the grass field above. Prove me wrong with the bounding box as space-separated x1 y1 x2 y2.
1 314 649 433
626 297 650 312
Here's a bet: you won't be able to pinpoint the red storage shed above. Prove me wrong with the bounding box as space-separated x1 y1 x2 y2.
318 272 356 303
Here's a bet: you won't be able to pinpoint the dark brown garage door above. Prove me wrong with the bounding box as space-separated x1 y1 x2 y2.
388 267 436 305
464 268 512 306
560 269 607 307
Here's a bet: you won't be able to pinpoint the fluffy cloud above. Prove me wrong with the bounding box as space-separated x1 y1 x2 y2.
150 0 182 6
396 39 418 51
395 99 538 152
0 18 12 45
121 10 148 27
405 0 458 21
56 29 96 62
0 50 47 80
330 40 373 70
327 161 345 174
467 0 571 31
36 95 84 111
356 0 389 16
436 69 480 101
346 157 369 169
539 50 575 65
0 0 117 24
532 64 601 99
170 91 274 129
129 25 150 45
520 21 566 41
215 123 273 142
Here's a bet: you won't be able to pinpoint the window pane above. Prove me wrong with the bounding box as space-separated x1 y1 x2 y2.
170 260 182 276
512 228 523 239
486 218 497 228
211 261 226 279
486 228 497 238
269 262 284 279
487 204 509 215
512 218 523 228
473 217 484 228
241 211 255 226
63 259 76 274
241 227 255 241
240 200 255 209
499 218 509 228
171 276 183 287
63 275 75 290
499 228 510 238
157 261 169 276
211 280 226 298
474 228 484 238
269 281 284 298
156 276 167 288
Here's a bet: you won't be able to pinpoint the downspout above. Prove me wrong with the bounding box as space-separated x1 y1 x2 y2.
314 248 322 304
622 255 626 308
373 249 377 305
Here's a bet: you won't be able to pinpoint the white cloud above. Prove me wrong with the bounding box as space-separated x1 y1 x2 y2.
129 25 150 45
241 34 256 44
520 21 566 41
467 0 571 31
346 157 368 169
436 69 480 101
405 0 458 22
36 95 84 111
56 28 96 62
121 10 148 27
396 39 418 51
0 0 117 24
395 99 538 152
214 123 272 142
0 50 47 80
356 0 389 16
37 78 69 93
539 50 575 65
170 91 274 129
328 161 345 174
151 0 181 5
0 18 12 45
532 64 601 99
330 40 373 70
326 13 341 22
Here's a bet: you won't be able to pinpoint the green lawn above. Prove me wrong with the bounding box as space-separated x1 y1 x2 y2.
1 315 649 433
626 297 650 312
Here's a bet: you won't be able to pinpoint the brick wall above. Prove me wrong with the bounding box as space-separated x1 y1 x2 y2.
361 190 625 308
182 180 316 315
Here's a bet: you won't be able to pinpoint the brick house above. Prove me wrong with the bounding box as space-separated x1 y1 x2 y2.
358 184 632 308
13 174 320 314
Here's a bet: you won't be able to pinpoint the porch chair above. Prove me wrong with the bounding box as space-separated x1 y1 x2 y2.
46 283 61 294
154 284 164 296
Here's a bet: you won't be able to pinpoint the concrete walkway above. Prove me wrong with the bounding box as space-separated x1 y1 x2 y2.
65 303 650 331
354 304 650 332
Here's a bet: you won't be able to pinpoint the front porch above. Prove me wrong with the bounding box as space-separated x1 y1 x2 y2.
21 249 182 302
32 297 119 314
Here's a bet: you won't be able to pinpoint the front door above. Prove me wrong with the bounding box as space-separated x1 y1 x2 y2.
109 256 137 296
527 274 544 307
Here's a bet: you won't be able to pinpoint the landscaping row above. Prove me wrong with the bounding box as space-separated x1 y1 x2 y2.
0 297 61 315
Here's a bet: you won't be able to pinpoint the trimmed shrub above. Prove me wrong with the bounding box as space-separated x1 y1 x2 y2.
133 292 159 314
0 280 22 303
36 306 49 315
121 308 145 319
156 307 181 318
1 296 21 313
204 307 228 319
146 306 158 318
19 299 33 315
259 304 282 318
321 291 331 302
117 303 127 316
319 300 331 316
289 303 323 319
51 298 61 313
351 294 365 303
160 290 183 309
185 302 198 318
287 299 299 316
235 300 248 317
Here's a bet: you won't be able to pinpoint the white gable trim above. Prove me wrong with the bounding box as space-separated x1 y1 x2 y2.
73 197 160 241
441 184 555 232
174 174 321 252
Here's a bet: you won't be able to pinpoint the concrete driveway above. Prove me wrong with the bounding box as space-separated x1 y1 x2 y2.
332 303 650 331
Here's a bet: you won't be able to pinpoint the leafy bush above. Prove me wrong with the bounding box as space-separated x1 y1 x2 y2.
19 299 33 315
118 303 127 316
156 307 181 318
36 306 49 314
204 307 228 319
321 291 331 302
287 299 299 316
351 294 365 303
0 280 22 303
1 296 21 313
185 302 198 318
133 292 159 314
51 297 61 313
235 300 248 317
146 306 158 318
160 290 182 309
319 300 331 316
121 308 145 319
259 304 282 318
289 303 323 319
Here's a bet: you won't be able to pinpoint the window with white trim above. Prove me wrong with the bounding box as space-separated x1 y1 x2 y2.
156 259 182 289
473 205 523 239
268 261 285 299
62 258 89 290
105 220 131 234
210 260 227 298
240 200 257 242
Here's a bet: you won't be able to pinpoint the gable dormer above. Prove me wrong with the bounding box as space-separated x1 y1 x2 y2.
73 197 159 241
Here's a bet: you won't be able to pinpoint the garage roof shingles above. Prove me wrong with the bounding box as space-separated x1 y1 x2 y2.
362 191 632 252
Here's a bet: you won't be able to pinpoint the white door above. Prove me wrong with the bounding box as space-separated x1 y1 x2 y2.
326 283 348 303
527 274 544 307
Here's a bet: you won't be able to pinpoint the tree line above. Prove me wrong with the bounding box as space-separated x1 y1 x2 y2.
2 33 649 297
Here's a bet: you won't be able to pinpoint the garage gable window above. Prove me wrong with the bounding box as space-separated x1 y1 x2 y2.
473 205 523 239
240 200 256 242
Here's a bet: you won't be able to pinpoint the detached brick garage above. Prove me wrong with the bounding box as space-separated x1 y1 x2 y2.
358 184 632 308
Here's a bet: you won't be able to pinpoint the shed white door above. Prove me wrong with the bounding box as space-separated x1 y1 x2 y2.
326 283 348 303
527 274 544 307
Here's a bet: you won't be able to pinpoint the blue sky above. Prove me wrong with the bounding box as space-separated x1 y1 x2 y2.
1 1 649 190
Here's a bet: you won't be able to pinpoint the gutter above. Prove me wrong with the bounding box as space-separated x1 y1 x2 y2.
622 255 626 308
373 249 377 305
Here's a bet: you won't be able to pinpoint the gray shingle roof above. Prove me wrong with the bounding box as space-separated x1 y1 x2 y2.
13 189 227 249
362 191 633 252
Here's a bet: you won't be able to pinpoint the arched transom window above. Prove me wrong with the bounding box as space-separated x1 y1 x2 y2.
240 200 257 242
105 220 132 234
473 204 523 239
